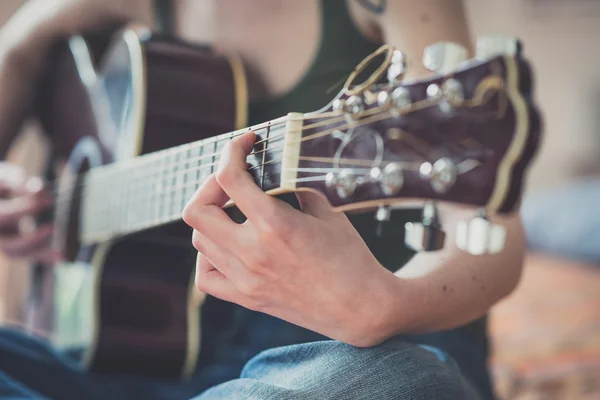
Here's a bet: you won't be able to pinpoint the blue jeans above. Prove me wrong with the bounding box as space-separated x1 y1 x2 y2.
0 324 488 400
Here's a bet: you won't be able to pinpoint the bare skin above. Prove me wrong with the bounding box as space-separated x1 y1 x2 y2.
0 0 525 346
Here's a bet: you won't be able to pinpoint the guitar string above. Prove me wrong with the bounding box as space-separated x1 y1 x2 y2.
46 103 386 194
81 155 482 242
50 107 395 198
49 82 474 199
55 104 481 219
86 156 479 214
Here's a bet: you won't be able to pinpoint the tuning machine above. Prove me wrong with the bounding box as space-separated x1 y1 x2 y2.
419 158 458 194
333 95 365 124
423 42 468 112
456 210 506 255
404 202 446 252
423 41 468 75
387 50 408 84
326 169 358 199
475 35 521 60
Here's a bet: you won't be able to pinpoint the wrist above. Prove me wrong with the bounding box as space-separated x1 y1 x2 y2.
349 268 414 348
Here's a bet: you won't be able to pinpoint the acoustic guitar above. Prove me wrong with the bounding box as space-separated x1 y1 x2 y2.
27 25 541 379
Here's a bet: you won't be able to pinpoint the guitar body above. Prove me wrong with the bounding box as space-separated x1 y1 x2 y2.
33 26 247 378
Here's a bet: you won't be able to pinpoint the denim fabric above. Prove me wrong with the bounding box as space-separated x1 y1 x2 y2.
0 326 483 400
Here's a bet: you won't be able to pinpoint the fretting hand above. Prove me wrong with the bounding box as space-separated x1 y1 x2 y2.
182 131 401 347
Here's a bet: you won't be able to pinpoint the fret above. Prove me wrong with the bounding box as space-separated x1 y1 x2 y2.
260 124 270 190
154 153 164 224
179 145 195 214
158 150 169 223
210 139 219 175
172 148 183 219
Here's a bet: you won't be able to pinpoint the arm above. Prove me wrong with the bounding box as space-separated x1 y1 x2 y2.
349 0 525 336
349 0 473 79
181 1 525 348
0 0 155 158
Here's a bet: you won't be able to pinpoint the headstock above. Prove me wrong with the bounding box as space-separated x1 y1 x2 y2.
282 35 542 255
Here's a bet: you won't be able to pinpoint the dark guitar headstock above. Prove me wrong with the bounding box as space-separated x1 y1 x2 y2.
284 36 542 255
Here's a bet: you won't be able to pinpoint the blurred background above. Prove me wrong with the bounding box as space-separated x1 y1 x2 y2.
0 0 599 399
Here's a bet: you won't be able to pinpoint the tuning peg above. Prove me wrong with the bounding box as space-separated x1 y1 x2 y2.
423 42 468 75
387 50 408 84
404 203 446 252
326 169 358 199
419 158 458 194
455 211 506 255
375 205 392 237
475 35 522 60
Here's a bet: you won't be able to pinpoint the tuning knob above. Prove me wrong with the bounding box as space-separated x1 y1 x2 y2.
387 50 408 84
455 211 506 255
475 35 521 60
423 42 468 75
375 205 392 237
326 169 357 199
404 202 446 252
419 158 458 194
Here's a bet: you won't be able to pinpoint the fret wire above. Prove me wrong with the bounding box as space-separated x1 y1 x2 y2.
260 124 269 190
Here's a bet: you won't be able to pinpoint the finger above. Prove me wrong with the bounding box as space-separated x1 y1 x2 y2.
0 165 46 197
20 247 62 264
194 253 243 304
296 191 336 219
215 131 279 224
191 230 250 280
182 174 240 241
0 224 53 257
0 195 52 226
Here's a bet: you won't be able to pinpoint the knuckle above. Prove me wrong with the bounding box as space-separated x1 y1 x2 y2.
194 274 209 293
239 277 263 298
215 164 237 188
191 231 204 252
261 215 294 242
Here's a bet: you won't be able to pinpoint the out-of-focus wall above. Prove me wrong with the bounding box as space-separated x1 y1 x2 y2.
465 0 600 191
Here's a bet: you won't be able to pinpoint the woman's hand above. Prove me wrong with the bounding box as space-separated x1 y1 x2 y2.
182 132 404 347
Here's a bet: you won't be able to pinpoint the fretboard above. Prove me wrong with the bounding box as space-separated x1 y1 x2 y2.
80 118 288 244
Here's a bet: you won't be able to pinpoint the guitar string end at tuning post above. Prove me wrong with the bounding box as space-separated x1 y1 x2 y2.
423 42 468 75
475 35 522 60
404 202 446 252
333 95 365 124
455 210 506 255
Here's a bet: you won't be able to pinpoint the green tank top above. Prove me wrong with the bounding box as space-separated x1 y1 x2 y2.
247 0 379 124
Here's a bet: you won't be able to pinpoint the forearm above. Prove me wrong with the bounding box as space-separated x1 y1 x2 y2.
369 207 525 344
0 0 155 158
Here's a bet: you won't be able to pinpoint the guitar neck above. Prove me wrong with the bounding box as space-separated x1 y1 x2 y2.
80 117 290 244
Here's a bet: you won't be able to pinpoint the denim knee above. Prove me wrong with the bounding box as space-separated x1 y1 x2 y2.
199 337 482 399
